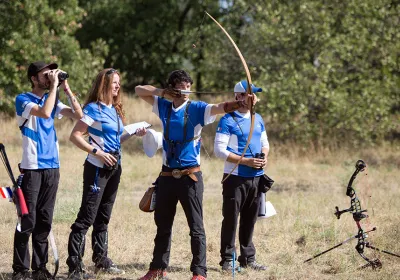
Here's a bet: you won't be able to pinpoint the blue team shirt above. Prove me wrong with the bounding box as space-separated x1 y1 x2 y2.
82 102 124 168
15 92 67 170
216 112 266 177
153 96 215 168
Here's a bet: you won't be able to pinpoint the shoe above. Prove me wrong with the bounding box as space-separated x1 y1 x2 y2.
221 261 238 272
138 269 168 280
12 271 32 280
32 268 52 280
191 275 206 280
241 261 267 271
94 257 125 275
67 269 92 280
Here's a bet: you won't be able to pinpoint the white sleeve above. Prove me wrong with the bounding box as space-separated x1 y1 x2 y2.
152 96 159 117
55 101 68 119
80 114 95 126
204 104 217 125
22 102 36 119
214 132 231 160
261 131 269 149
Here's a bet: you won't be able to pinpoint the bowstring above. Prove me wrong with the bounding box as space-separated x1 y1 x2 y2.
359 164 380 261
230 113 255 158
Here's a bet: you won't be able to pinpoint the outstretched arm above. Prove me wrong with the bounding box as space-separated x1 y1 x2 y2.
209 94 257 116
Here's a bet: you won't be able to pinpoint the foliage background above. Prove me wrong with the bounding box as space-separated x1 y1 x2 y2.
0 0 399 147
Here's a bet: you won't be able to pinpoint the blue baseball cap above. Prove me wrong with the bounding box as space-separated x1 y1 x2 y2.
234 80 262 94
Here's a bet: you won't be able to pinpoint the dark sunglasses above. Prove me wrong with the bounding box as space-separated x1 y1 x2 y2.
106 68 117 75
236 92 246 97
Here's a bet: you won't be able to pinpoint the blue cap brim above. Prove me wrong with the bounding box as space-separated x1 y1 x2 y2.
252 86 262 93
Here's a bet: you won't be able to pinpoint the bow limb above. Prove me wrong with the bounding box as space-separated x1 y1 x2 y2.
204 12 256 183
205 12 253 86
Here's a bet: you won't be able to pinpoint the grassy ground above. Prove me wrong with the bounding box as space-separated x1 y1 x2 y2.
1 97 400 280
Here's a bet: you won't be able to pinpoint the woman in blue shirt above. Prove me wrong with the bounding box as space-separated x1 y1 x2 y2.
66 68 145 279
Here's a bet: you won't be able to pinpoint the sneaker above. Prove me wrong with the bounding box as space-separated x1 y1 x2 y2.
241 261 267 271
221 261 238 272
12 271 32 280
94 257 125 275
67 269 92 280
191 275 206 280
138 269 168 280
32 268 52 280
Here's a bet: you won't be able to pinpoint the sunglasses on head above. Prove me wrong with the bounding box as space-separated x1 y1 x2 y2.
106 68 117 75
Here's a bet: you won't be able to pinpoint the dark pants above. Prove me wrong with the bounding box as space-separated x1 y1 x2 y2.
220 174 261 266
150 166 207 277
13 168 60 273
66 161 121 271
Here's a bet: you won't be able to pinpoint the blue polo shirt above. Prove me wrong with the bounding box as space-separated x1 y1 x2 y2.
153 96 216 168
216 111 266 177
15 92 68 170
81 102 123 168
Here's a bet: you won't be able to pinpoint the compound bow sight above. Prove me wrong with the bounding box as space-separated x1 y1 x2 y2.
305 160 400 269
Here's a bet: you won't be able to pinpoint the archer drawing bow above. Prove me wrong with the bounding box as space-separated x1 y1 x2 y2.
304 160 400 269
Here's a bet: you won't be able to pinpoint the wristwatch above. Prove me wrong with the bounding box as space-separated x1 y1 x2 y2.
92 148 98 155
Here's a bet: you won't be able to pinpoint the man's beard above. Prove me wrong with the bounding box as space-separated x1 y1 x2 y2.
38 82 49 90
37 77 50 90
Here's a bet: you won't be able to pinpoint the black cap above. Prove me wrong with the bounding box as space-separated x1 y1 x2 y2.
27 61 58 81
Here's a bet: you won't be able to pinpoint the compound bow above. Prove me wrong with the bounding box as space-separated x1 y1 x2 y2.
305 159 400 269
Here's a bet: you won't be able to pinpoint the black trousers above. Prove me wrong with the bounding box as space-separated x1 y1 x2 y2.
66 161 121 271
150 166 207 277
220 174 261 266
13 168 60 273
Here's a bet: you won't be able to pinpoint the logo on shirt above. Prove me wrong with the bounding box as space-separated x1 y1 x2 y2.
217 127 222 132
22 101 28 109
83 109 88 114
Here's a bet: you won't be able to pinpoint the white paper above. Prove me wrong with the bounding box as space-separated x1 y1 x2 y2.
124 121 152 135
265 201 277 217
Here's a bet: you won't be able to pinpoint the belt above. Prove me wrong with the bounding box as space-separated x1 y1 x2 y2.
160 166 201 181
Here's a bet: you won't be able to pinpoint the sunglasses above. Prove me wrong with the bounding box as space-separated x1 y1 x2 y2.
236 92 246 97
106 68 117 75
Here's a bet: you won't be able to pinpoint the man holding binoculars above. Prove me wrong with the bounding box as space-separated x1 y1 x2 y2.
13 61 82 280
214 80 270 272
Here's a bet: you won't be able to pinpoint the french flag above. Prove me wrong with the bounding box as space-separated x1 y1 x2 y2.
0 186 13 199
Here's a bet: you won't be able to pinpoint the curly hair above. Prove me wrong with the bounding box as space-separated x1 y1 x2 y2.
167 70 193 88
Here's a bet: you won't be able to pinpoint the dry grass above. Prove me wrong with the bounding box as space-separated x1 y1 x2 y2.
1 96 400 280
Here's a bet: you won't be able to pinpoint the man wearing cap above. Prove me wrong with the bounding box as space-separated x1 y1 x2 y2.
135 70 253 280
12 61 83 280
214 80 269 272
